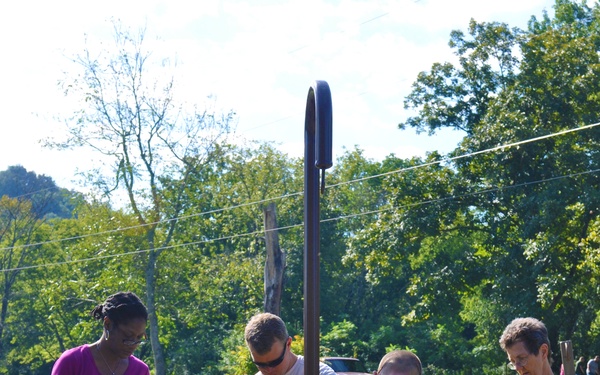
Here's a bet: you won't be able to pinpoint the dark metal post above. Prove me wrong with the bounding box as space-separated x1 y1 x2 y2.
304 80 332 375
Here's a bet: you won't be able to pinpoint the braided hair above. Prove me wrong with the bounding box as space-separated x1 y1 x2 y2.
90 291 148 327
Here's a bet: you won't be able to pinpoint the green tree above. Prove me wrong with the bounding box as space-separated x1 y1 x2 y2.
318 148 409 362
162 142 302 374
3 200 152 373
395 0 600 370
49 21 235 375
345 152 483 370
0 165 81 219
0 195 49 368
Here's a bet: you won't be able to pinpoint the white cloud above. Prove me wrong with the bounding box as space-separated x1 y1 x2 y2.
0 0 558 189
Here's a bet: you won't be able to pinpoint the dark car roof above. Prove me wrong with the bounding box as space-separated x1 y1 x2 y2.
322 357 370 375
324 357 361 360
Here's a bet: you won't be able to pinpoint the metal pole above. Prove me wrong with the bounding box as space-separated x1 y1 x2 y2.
304 80 332 375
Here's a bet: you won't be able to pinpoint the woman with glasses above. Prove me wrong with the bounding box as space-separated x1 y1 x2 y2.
499 317 553 375
51 291 150 375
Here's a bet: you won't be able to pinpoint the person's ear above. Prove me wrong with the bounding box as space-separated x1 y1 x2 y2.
103 316 112 331
540 344 549 358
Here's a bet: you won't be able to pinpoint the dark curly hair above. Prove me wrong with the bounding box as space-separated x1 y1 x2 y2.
90 291 148 327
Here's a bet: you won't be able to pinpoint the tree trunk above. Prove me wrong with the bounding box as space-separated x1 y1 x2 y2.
0 280 10 354
145 243 167 375
263 203 285 315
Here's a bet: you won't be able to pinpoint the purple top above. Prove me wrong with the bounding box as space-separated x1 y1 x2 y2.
51 345 150 375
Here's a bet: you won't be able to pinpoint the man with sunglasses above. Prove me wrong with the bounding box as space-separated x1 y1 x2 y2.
244 312 336 375
499 317 554 375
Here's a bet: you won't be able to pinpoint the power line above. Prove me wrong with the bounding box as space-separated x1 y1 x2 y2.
0 191 302 253
359 13 390 25
0 8 396 244
0 121 598 254
328 121 600 188
0 187 56 200
3 166 598 273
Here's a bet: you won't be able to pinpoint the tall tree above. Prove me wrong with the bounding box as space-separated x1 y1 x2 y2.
396 0 600 369
49 21 235 374
162 142 302 374
2 200 151 373
0 196 47 361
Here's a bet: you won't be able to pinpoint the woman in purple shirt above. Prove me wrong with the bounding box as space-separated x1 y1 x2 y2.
51 291 150 375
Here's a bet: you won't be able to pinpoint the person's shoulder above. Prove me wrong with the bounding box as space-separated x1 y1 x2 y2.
294 356 335 375
128 355 150 373
57 345 89 361
318 361 336 375
51 345 90 374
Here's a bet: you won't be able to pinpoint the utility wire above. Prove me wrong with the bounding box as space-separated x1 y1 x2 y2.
0 190 302 252
229 10 392 134
0 7 390 251
0 187 56 200
2 165 599 273
328 121 600 189
0 121 598 253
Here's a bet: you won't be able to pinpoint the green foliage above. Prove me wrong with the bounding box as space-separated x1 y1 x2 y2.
0 165 81 219
321 320 367 358
395 0 600 371
49 18 236 375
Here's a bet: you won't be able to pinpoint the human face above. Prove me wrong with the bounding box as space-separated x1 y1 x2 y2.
506 341 548 375
107 318 147 358
249 337 290 375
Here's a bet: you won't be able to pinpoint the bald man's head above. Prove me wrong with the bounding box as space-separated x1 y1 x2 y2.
377 350 422 375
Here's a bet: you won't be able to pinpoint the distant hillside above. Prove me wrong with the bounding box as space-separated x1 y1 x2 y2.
0 165 83 219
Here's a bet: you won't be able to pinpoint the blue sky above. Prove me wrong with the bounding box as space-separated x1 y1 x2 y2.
0 0 559 191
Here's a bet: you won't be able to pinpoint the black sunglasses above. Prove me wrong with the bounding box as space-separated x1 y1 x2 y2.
252 337 290 368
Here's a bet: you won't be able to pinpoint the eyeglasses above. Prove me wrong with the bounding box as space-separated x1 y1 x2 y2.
508 355 530 370
123 336 146 346
252 337 289 368
117 326 147 346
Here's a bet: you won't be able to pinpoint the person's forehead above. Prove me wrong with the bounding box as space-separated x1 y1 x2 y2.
118 319 147 334
380 368 420 375
506 341 530 357
249 341 282 358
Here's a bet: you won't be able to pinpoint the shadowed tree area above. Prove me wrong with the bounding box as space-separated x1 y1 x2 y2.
0 165 81 219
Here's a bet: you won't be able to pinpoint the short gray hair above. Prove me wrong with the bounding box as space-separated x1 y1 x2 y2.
499 317 552 361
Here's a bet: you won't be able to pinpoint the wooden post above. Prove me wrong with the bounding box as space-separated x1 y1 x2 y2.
263 203 285 315
560 340 575 375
